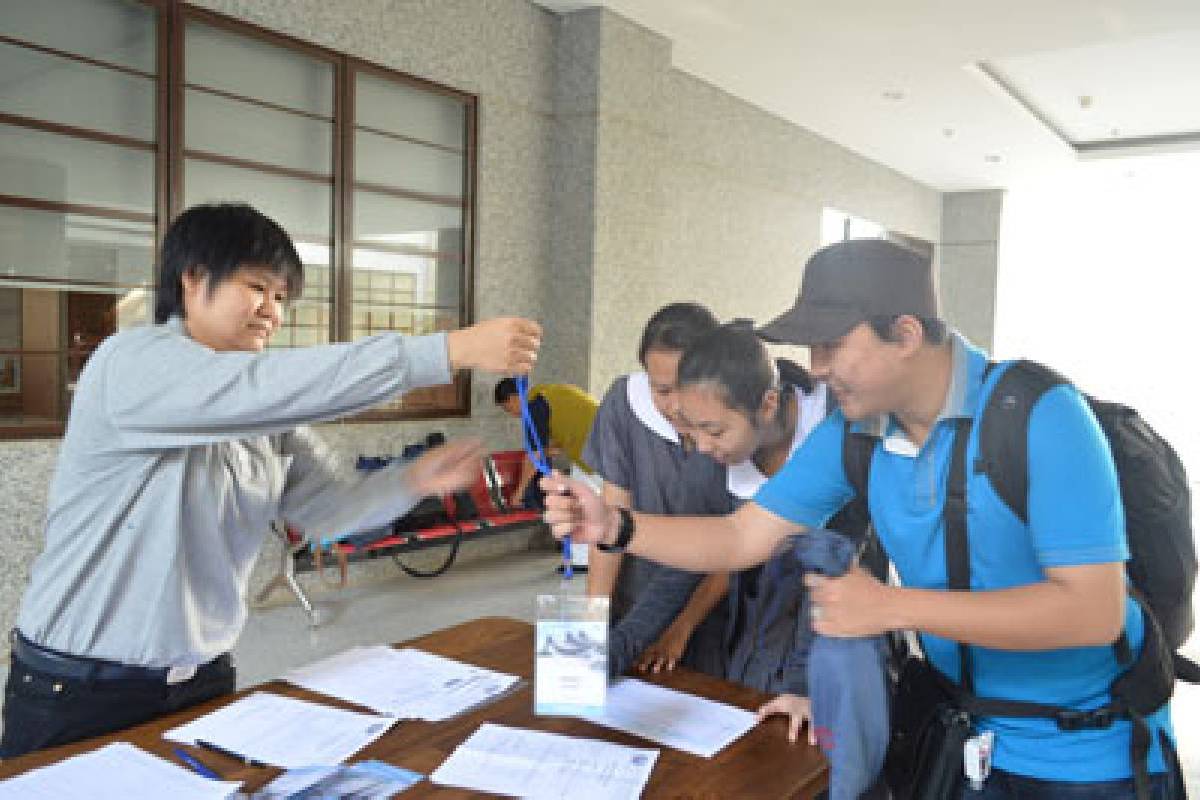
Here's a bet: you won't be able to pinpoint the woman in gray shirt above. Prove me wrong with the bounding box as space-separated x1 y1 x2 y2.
2 203 541 757
584 303 730 678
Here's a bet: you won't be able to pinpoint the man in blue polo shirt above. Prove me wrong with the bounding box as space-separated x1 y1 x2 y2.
541 239 1177 799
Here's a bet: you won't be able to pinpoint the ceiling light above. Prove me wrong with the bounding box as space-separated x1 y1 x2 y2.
942 127 955 138
881 90 905 101
984 154 1002 163
1078 95 1094 109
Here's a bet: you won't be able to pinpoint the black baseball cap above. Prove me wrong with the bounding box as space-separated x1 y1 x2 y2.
758 239 938 345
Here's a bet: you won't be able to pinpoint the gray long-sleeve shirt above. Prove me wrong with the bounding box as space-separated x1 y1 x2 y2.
17 317 450 668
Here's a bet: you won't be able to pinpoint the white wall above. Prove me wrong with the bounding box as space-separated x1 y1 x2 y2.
994 153 1200 478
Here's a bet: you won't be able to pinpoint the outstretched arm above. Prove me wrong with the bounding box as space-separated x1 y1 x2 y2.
543 472 801 573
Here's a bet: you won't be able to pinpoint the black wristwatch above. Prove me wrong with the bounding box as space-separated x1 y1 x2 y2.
596 506 635 553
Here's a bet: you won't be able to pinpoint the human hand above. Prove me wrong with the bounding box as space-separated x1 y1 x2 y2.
446 317 541 374
804 567 894 637
403 438 485 498
539 471 618 546
635 623 692 673
756 693 813 744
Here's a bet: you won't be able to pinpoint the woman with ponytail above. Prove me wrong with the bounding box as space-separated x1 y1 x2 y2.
675 322 829 713
675 323 888 800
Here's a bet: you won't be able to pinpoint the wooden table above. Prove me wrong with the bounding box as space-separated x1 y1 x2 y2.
0 617 829 798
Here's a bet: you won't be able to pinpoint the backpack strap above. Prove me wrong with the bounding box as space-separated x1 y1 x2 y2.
977 360 1068 523
944 417 975 694
841 422 875 501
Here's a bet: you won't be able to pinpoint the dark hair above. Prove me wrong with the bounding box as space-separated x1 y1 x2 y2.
677 322 813 417
637 303 720 366
866 315 948 345
494 378 518 405
154 203 304 323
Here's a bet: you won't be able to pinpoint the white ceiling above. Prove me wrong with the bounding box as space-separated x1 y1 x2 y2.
533 1 1200 191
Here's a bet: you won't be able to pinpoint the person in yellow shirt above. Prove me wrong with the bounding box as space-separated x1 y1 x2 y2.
495 379 597 509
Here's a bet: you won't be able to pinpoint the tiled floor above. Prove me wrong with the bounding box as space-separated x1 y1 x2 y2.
1 550 1196 794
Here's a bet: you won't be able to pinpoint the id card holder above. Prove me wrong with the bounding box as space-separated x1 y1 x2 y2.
534 594 609 716
963 730 994 790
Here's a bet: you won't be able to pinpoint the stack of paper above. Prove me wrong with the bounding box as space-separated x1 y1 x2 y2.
431 723 658 800
284 645 520 721
579 678 758 758
0 742 241 800
164 692 395 768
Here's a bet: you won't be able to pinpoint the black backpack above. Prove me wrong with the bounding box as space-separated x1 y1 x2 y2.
978 361 1197 669
846 359 1197 670
844 359 1195 799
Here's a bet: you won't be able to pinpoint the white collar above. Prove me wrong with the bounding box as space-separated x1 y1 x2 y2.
727 384 828 499
627 371 680 444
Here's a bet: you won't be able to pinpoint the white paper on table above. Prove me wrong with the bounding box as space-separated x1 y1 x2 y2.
431 722 658 800
579 678 758 758
283 646 521 722
163 691 395 768
0 742 241 800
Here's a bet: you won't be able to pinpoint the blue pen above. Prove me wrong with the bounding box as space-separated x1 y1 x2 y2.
173 747 223 780
515 375 572 579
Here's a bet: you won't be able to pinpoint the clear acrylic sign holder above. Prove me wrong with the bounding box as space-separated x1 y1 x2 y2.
534 593 609 716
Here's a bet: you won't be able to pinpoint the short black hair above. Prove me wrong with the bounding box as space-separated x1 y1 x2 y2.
637 303 720 366
678 322 812 417
155 203 304 324
866 315 948 345
494 378 518 405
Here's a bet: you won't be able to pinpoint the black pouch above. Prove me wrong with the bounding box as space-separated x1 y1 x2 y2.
884 656 971 800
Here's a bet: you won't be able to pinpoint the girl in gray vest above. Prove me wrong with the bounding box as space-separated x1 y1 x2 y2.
583 303 731 678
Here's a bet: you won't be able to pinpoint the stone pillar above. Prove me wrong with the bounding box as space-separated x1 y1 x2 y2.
939 190 1004 351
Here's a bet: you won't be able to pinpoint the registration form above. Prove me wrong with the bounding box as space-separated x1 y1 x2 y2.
578 678 758 758
284 646 520 721
431 723 658 800
163 691 395 768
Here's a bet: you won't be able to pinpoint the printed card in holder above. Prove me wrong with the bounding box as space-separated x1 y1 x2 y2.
535 594 609 715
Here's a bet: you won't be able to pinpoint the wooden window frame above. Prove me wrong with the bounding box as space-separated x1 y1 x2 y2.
0 0 477 438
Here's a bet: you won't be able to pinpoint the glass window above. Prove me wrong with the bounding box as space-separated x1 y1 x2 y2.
184 158 332 241
0 124 155 213
184 88 333 175
0 42 156 140
4 0 156 73
185 21 333 117
0 0 159 436
356 130 464 198
356 72 464 149
0 4 476 436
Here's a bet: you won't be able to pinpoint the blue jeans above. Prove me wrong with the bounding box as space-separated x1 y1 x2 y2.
962 769 1176 800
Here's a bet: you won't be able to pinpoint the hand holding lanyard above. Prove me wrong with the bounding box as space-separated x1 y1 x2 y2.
515 375 572 578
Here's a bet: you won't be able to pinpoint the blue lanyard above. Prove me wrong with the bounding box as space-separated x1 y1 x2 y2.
516 375 571 579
